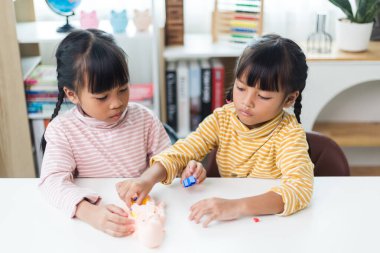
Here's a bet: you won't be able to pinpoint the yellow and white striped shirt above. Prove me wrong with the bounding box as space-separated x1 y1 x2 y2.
151 103 314 216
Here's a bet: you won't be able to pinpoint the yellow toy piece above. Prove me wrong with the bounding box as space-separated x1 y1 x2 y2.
131 196 151 218
131 195 151 205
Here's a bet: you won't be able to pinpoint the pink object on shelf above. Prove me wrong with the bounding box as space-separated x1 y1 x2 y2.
80 10 99 29
130 197 165 248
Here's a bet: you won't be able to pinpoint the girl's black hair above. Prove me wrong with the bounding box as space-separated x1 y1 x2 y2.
41 29 130 153
226 34 308 123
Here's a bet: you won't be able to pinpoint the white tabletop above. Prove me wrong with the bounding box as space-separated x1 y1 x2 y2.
0 177 379 253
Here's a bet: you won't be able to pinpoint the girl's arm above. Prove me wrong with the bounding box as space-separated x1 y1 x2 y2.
271 127 314 216
39 121 100 218
150 113 220 185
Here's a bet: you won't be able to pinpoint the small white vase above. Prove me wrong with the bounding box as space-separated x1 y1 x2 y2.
336 18 374 52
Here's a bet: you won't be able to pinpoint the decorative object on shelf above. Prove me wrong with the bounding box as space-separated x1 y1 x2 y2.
165 0 184 46
370 10 380 40
45 0 81 33
133 9 152 32
212 0 264 45
329 0 380 52
307 14 332 54
110 10 128 33
80 10 99 29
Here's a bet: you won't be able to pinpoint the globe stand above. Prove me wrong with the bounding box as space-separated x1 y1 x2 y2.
57 15 75 33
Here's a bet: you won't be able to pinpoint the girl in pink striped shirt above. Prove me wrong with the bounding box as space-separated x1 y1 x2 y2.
39 29 171 237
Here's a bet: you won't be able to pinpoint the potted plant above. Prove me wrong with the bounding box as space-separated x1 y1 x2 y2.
329 0 380 51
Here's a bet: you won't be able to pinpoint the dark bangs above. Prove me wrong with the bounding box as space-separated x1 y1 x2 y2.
77 40 129 94
236 38 292 93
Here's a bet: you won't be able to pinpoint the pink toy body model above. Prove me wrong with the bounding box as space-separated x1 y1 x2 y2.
130 197 165 248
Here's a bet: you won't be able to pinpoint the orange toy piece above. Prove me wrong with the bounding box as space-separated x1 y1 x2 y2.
132 195 151 205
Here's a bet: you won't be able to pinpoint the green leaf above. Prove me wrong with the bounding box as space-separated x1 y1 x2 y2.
356 0 380 23
329 0 354 21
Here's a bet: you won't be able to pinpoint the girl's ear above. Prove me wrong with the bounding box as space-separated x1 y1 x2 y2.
283 91 299 108
63 87 80 104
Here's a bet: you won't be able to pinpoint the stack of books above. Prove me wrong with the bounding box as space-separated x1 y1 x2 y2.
24 65 73 117
165 59 225 137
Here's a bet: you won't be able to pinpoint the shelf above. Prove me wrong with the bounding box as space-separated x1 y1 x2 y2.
350 166 380 176
16 21 152 44
313 122 380 147
163 34 380 61
21 56 41 80
163 34 244 60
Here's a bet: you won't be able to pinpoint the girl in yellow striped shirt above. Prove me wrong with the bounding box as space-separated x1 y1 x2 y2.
117 34 314 227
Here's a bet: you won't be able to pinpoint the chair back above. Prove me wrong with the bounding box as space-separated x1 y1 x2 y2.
205 131 350 177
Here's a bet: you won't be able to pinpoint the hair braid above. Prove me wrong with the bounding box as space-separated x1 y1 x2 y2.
40 87 65 153
294 93 302 123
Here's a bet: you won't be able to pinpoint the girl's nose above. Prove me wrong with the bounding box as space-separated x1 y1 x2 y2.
243 94 255 108
110 97 123 109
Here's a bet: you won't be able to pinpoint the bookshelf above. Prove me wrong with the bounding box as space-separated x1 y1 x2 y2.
0 0 35 177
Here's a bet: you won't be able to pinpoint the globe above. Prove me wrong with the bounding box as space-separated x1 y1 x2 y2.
45 0 82 33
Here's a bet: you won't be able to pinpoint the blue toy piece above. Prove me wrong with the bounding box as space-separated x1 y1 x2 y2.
183 175 196 188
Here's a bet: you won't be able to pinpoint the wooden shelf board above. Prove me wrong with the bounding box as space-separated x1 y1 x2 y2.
350 166 380 176
163 34 380 61
313 122 380 147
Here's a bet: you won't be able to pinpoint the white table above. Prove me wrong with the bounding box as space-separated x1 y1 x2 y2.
1 178 379 253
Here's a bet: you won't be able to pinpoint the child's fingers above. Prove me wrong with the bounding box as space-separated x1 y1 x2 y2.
124 189 138 207
107 204 129 217
135 192 148 205
181 161 195 183
197 168 207 184
202 214 216 228
105 222 135 237
193 162 204 179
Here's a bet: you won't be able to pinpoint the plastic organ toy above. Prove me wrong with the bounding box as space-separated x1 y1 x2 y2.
130 196 165 248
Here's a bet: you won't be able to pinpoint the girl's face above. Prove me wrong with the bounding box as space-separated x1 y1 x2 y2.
65 83 130 123
233 78 298 129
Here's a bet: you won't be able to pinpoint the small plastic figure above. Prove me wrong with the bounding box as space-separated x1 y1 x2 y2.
110 10 128 33
183 175 196 188
130 197 165 248
80 10 99 29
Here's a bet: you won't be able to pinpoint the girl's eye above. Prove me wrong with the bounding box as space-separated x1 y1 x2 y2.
96 96 107 101
258 95 271 100
119 88 128 93
236 86 244 91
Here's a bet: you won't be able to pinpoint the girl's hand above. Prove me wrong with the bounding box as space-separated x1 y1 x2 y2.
116 178 155 207
76 201 135 237
189 198 242 227
181 160 207 186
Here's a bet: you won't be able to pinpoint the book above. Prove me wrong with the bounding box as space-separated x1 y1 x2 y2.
211 59 225 110
200 59 212 120
176 60 190 137
129 83 153 109
165 62 177 131
189 60 202 131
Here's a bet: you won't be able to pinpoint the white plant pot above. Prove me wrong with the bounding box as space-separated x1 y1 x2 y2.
336 19 374 52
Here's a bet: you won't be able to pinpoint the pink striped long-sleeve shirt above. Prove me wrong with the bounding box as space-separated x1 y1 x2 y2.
39 102 171 217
